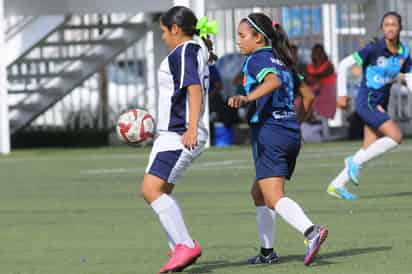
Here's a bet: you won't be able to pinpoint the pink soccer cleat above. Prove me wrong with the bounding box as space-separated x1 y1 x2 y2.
304 226 328 266
158 241 202 273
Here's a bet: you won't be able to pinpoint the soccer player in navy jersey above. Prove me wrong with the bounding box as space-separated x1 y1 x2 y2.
228 13 328 266
327 12 412 200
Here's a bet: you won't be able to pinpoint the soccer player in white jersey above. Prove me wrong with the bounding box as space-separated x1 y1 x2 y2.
139 6 217 274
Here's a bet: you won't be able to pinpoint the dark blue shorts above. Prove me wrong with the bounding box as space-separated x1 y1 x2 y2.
251 123 301 180
356 90 390 130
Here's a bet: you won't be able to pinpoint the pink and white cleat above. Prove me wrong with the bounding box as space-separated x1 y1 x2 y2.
158 241 202 273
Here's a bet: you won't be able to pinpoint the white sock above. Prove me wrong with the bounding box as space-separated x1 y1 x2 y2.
353 137 398 165
150 194 195 248
256 206 276 249
275 197 313 236
166 195 182 250
329 167 349 188
329 148 366 188
352 148 366 164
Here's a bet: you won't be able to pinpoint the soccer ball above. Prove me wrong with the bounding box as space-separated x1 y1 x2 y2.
116 109 155 144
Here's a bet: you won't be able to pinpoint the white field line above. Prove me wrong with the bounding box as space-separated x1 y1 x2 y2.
81 158 411 175
2 144 412 164
82 160 251 175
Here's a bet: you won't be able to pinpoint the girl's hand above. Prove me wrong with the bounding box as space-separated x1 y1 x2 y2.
228 95 249 108
182 127 198 151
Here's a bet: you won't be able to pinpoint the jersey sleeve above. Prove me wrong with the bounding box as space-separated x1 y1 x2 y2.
179 44 201 89
247 53 280 83
352 42 374 66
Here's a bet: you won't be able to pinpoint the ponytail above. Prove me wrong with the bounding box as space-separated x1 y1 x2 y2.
196 17 219 63
199 35 218 63
270 23 295 67
242 13 295 67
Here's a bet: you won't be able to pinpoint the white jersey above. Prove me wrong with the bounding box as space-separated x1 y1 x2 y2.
157 39 209 141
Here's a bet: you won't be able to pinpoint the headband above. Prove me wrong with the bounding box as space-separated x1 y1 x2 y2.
245 16 269 41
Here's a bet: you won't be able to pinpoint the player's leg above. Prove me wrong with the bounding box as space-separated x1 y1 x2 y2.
327 104 393 197
258 177 328 266
347 119 400 185
142 137 205 273
258 177 313 237
248 180 278 264
345 125 380 183
327 125 378 198
141 174 195 249
355 120 401 163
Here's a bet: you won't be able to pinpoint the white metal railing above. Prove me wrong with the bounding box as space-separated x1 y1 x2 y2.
6 16 35 40
8 14 148 131
31 40 148 130
11 1 412 132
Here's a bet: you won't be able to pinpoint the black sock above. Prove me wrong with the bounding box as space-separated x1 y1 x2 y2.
260 247 274 257
304 225 315 238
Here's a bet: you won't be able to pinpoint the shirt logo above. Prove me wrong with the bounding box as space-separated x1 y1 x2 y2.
376 56 387 67
271 57 284 66
372 75 393 86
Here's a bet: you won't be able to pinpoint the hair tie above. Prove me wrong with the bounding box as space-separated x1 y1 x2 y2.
272 20 279 28
196 16 218 38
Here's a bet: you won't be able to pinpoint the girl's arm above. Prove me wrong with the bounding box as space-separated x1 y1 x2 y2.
228 73 281 108
182 84 202 150
296 82 315 122
337 55 357 108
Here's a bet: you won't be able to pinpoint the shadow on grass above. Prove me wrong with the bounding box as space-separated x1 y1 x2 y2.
184 246 391 273
363 191 412 199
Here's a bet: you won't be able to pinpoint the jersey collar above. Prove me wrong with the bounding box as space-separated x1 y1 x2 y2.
378 38 404 55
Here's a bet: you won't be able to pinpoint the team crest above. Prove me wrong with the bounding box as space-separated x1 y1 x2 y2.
376 56 387 67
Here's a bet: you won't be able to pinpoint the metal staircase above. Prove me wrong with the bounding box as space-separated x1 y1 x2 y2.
7 14 147 134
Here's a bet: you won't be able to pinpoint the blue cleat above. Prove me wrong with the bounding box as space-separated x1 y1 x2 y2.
327 185 358 200
247 251 279 264
346 156 361 186
304 226 328 266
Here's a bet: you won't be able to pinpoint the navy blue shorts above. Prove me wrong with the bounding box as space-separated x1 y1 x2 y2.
356 90 390 130
251 123 301 180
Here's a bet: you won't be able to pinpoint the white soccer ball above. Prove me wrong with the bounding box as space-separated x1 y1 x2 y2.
116 109 155 144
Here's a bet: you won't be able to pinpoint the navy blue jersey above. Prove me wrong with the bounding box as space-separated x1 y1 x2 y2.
209 64 222 92
157 40 209 140
353 38 412 107
242 47 301 130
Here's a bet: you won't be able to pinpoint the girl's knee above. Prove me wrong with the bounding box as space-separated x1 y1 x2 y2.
264 194 284 209
140 180 159 202
387 132 402 144
140 182 151 200
395 132 402 144
251 186 265 206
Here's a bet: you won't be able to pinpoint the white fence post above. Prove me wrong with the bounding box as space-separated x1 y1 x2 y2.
0 0 10 155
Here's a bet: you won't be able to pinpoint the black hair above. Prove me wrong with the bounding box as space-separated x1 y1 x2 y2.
380 11 402 30
312 43 328 59
160 6 217 63
241 13 295 67
380 11 402 44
